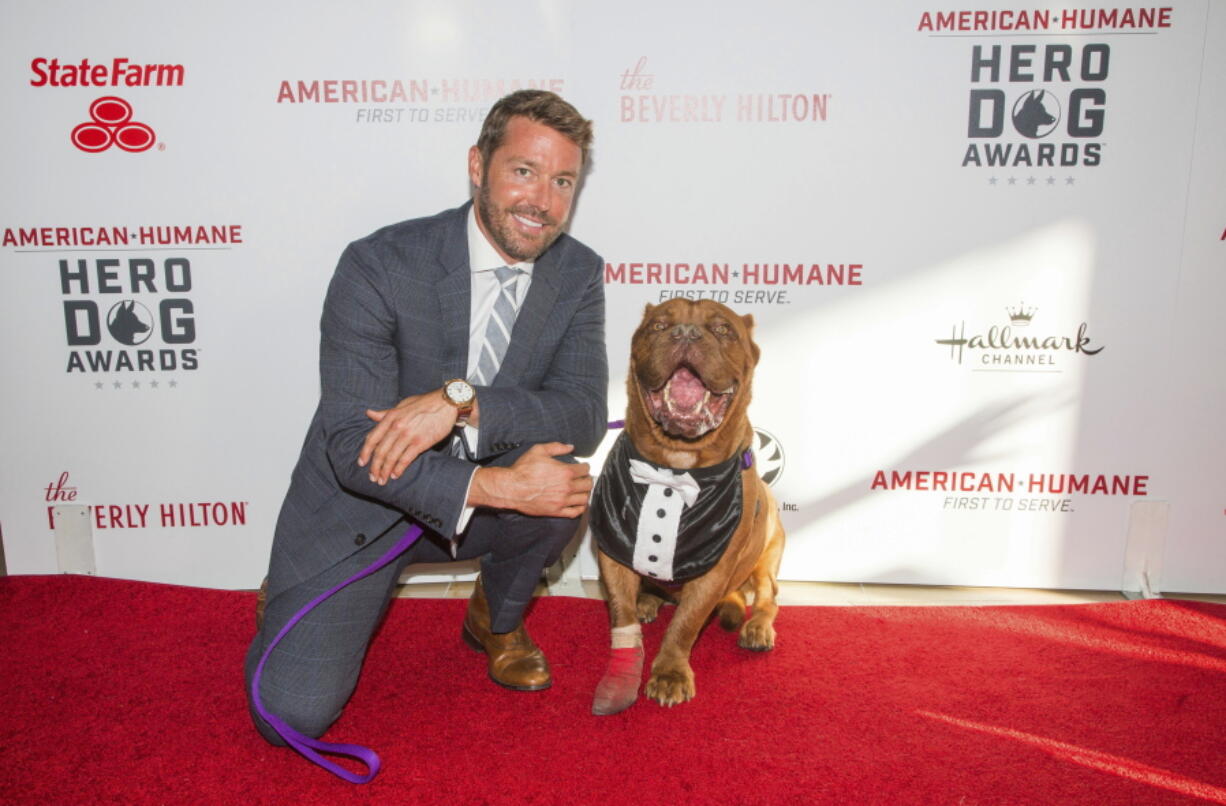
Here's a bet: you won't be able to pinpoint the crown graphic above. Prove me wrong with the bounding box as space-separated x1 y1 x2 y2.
1006 302 1036 325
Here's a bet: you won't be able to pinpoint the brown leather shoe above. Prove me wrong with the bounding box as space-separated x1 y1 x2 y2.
462 577 551 691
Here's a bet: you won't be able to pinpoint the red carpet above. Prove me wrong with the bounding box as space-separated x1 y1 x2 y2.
1 575 1224 805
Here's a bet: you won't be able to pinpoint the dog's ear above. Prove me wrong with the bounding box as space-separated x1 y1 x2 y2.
634 303 658 336
741 314 761 365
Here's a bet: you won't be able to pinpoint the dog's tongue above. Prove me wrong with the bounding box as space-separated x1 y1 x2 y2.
666 366 706 411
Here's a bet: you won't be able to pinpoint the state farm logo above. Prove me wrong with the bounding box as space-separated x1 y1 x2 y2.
29 57 183 153
71 96 155 153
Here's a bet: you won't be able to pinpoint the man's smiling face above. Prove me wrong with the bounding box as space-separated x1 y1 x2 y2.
469 115 582 263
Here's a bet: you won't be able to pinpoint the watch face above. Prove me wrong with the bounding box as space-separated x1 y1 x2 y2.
446 380 474 405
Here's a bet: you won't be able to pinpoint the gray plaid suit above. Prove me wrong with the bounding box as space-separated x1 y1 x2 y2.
245 202 607 742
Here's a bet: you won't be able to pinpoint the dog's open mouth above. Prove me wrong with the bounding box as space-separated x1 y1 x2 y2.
644 365 735 439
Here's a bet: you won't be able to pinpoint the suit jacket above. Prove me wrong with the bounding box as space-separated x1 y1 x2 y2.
267 202 607 594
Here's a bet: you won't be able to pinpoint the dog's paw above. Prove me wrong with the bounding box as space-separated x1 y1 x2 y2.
738 617 776 652
635 592 665 623
716 600 745 631
592 647 644 716
645 665 695 707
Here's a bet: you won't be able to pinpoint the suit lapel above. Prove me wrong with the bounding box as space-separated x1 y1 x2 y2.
435 205 472 381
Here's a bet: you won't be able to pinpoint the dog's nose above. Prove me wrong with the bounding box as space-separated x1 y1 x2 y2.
670 323 701 342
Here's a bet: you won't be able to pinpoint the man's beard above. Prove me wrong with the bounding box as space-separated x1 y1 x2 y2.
475 183 564 263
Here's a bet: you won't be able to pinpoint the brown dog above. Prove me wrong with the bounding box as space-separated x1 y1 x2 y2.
589 298 785 713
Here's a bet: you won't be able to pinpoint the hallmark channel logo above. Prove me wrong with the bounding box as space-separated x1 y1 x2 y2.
71 96 156 153
934 302 1104 370
961 43 1108 169
617 56 830 124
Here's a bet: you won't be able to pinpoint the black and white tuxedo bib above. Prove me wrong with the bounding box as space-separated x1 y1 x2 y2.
591 431 746 583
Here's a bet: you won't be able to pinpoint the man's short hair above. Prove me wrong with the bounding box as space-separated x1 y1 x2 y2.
476 90 593 172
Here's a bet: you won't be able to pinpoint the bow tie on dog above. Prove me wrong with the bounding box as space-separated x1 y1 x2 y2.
628 460 699 505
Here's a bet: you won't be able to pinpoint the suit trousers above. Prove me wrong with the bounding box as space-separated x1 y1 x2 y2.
244 505 578 745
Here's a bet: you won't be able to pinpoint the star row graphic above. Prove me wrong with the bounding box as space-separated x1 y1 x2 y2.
988 176 1078 186
94 379 180 390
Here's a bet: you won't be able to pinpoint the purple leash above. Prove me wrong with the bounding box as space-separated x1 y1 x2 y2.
250 522 424 784
251 422 749 783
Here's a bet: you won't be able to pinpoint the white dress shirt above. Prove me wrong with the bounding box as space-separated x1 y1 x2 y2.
453 207 535 536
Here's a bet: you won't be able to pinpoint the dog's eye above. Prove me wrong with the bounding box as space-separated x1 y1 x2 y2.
651 320 669 331
711 323 730 336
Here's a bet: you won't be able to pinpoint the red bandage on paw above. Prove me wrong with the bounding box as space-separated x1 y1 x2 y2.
592 646 644 716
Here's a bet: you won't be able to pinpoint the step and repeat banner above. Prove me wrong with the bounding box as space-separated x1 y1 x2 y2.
2 1 1223 593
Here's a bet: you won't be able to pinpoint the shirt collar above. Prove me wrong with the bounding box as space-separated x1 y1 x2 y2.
467 206 535 276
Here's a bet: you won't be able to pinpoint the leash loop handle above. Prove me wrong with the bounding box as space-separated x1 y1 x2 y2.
250 523 423 784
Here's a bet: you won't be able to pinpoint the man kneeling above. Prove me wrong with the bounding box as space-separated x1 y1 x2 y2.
244 89 606 743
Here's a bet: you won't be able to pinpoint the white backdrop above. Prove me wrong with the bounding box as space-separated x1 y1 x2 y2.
2 1 1223 594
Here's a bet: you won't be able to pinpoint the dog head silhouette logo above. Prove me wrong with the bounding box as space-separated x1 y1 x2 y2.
1011 90 1059 139
106 300 153 345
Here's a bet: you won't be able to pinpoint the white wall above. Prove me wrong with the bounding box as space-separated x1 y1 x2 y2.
2 1 1221 593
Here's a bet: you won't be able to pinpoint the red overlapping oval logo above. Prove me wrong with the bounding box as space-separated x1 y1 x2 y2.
71 96 156 153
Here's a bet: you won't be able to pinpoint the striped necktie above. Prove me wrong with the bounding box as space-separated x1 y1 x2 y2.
469 266 523 385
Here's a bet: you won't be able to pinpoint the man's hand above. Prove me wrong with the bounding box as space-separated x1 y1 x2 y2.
469 442 593 518
359 389 460 485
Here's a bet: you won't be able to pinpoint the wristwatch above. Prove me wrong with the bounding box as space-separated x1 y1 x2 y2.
441 379 476 427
